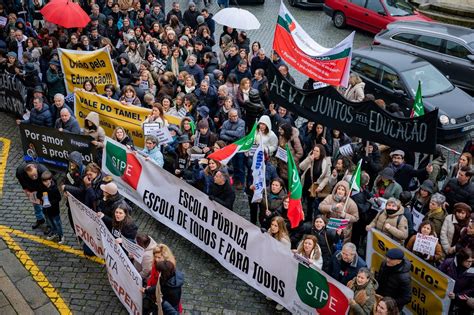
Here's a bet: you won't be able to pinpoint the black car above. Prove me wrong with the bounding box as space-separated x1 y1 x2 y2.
351 46 474 139
374 21 474 93
287 0 324 8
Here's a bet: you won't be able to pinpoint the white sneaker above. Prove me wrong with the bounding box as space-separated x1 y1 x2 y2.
47 234 58 241
276 304 284 311
58 236 65 244
265 296 272 301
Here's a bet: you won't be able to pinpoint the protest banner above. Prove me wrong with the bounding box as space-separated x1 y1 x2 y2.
143 123 173 144
122 237 145 264
250 142 265 203
275 146 288 162
366 229 454 315
19 123 97 169
0 71 27 115
267 65 439 154
68 194 142 314
102 138 354 314
413 234 438 257
327 218 349 230
58 47 118 94
412 209 425 231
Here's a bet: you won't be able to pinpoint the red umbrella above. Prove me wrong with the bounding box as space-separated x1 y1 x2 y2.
40 0 91 29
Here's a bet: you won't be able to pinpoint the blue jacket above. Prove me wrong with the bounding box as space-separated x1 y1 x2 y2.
22 104 53 127
142 146 164 167
54 116 81 134
220 119 245 143
183 64 204 84
329 250 367 286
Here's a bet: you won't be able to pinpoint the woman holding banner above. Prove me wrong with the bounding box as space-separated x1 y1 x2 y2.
293 235 323 269
100 201 138 244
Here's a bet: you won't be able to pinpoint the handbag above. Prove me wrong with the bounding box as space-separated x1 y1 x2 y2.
307 159 331 198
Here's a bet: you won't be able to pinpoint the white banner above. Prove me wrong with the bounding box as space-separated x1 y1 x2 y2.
102 138 353 314
251 142 265 203
413 234 438 257
68 194 142 314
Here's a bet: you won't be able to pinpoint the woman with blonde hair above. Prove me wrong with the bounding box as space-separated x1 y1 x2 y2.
268 216 290 247
183 74 196 93
139 70 156 95
450 152 472 178
119 85 141 106
145 244 177 287
343 73 365 102
112 126 134 148
293 235 323 269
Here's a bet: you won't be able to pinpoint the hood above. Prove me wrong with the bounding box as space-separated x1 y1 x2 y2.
85 111 100 127
385 204 405 217
166 270 184 288
424 86 474 119
68 151 84 167
258 115 272 131
15 17 26 29
118 53 129 63
331 180 350 199
145 237 158 251
353 82 365 89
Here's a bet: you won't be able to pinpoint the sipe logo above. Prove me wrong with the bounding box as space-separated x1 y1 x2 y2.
105 141 142 190
284 14 296 32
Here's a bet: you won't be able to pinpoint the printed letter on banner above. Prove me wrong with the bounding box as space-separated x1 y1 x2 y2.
366 229 455 315
102 137 354 314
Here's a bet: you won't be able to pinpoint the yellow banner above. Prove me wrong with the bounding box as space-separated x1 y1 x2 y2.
74 91 182 148
59 47 118 94
367 230 454 315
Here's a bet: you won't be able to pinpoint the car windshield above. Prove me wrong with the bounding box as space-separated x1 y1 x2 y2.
469 42 474 50
383 0 414 16
401 64 454 97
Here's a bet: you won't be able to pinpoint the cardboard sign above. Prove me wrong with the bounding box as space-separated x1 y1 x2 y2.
413 233 438 257
412 209 425 232
143 123 173 144
276 146 288 162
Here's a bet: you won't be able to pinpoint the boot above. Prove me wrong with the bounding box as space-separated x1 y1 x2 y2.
32 219 45 229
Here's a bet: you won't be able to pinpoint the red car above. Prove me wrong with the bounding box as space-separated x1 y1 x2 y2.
323 0 432 34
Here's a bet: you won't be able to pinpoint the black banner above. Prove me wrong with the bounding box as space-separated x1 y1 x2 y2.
267 65 438 154
0 71 27 115
19 124 97 169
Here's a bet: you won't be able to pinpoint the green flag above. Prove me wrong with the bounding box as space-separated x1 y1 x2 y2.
350 159 362 194
286 145 304 228
411 81 425 118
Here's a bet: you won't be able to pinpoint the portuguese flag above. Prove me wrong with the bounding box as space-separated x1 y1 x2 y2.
208 122 257 165
273 1 354 87
286 145 304 228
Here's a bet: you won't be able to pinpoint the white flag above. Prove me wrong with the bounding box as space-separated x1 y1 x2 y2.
251 142 265 203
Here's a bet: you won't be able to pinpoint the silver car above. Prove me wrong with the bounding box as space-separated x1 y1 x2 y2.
373 21 474 93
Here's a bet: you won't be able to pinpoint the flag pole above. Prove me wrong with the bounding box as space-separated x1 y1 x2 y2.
341 159 361 214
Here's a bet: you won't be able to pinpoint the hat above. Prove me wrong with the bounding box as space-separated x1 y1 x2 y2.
419 180 435 194
454 202 472 215
379 167 395 181
6 51 17 58
100 182 118 195
49 59 60 66
390 150 405 158
90 16 99 21
178 134 191 144
180 35 189 42
188 1 196 7
106 15 114 21
386 248 404 260
197 119 209 129
196 15 205 25
249 89 262 104
221 34 232 45
197 106 210 118
33 85 44 93
168 124 182 135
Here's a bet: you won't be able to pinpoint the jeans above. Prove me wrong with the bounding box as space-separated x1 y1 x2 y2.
231 153 245 184
46 214 63 237
33 204 45 220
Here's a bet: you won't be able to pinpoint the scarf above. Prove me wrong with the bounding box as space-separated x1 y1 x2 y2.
171 57 180 76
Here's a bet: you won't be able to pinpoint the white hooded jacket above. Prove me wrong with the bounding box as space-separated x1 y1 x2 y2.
255 115 278 155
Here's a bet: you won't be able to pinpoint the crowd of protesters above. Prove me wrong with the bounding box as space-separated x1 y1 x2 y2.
3 0 474 314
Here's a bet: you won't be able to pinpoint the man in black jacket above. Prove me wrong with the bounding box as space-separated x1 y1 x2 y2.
16 163 49 229
209 171 235 210
98 182 125 218
442 166 474 213
376 248 412 311
388 150 432 191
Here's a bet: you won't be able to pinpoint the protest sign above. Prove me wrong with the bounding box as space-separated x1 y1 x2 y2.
267 65 439 154
276 146 288 162
102 138 353 314
68 193 105 258
251 142 265 203
19 123 97 169
68 194 142 314
122 237 145 264
413 234 438 257
367 229 454 315
327 218 349 230
412 209 425 231
58 47 118 94
75 90 150 147
143 123 173 144
0 71 27 115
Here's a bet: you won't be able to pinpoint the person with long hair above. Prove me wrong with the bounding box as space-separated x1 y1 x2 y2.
146 244 177 288
112 126 134 148
441 203 471 257
450 152 473 179
100 201 138 243
374 297 399 315
259 178 286 229
133 234 158 280
293 235 323 269
347 267 378 315
174 135 192 178
277 123 304 181
139 70 156 95
193 158 223 194
406 221 443 265
142 103 168 128
119 85 141 106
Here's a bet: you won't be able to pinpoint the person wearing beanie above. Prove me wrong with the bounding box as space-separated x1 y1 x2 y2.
183 2 199 31
410 179 435 215
98 182 125 218
376 248 412 311
440 202 472 257
196 15 205 27
426 193 447 237
367 197 409 244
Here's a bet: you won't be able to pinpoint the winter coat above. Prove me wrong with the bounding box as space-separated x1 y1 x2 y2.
97 193 125 218
183 64 204 84
426 207 447 237
442 179 474 213
220 118 245 143
344 82 365 102
440 214 463 255
142 145 164 168
306 226 343 273
83 112 105 148
329 250 367 286
62 152 86 200
367 204 408 244
295 241 323 269
250 55 271 75
255 115 278 156
376 258 412 311
319 181 359 243
371 177 403 199
84 172 105 211
54 116 81 134
36 180 62 218
194 85 218 115
103 216 138 241
209 180 236 211
439 258 474 299
259 187 286 229
133 237 158 280
299 156 332 192
46 68 66 99
277 127 304 181
347 277 378 315
22 104 53 127
388 162 429 191
16 163 49 192
406 234 443 264
50 103 73 122
183 9 199 30
116 53 138 87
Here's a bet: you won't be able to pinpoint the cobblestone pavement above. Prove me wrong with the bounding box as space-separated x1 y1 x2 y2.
0 1 469 314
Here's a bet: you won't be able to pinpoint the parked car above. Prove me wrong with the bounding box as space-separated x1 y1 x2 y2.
288 0 324 8
350 46 474 139
323 0 431 34
373 21 474 93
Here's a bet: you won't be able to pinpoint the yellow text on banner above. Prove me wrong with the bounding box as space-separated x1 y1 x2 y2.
75 90 150 147
58 47 118 94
